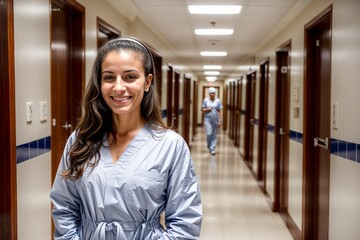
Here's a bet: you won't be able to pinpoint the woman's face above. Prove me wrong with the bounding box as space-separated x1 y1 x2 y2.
101 50 152 117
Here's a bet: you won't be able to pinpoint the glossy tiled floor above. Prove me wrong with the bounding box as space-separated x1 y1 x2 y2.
191 128 294 240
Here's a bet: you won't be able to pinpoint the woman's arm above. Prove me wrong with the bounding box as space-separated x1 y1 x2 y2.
50 135 81 240
161 137 202 239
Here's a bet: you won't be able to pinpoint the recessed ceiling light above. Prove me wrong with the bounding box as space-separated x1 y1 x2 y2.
204 71 220 75
200 51 227 56
203 65 222 70
206 76 217 81
195 29 234 35
188 5 242 14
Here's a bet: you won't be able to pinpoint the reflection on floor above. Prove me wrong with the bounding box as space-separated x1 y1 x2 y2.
191 128 293 240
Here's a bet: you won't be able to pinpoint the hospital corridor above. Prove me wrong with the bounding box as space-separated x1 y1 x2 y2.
2 0 360 239
192 128 293 240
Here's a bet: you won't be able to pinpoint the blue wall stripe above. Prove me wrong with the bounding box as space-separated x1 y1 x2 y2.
17 120 359 164
16 136 51 164
266 123 359 163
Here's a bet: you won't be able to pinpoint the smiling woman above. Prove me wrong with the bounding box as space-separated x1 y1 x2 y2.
50 37 202 240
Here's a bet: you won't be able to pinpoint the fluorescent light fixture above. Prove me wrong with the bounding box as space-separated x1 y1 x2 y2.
195 29 234 35
203 65 222 70
204 71 220 75
206 77 217 81
188 5 241 14
201 51 227 56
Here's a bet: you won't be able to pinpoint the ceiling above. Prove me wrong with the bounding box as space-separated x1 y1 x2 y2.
107 0 301 81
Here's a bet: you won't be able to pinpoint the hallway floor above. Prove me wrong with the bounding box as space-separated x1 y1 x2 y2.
191 128 294 240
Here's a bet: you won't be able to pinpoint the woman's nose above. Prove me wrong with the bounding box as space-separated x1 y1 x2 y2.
113 76 126 92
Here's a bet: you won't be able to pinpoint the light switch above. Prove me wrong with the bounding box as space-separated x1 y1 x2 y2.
26 102 34 123
40 101 48 122
293 107 300 118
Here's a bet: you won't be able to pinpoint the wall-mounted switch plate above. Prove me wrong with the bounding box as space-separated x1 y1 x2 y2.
40 101 48 122
26 102 34 123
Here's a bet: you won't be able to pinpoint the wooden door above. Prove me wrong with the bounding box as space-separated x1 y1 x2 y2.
258 59 269 189
50 0 84 182
166 65 173 127
96 17 120 49
0 0 17 238
303 6 332 240
173 72 180 131
244 71 256 168
192 80 198 140
182 76 191 145
274 40 291 214
234 79 243 147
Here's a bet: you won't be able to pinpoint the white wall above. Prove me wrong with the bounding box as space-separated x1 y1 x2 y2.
14 0 51 238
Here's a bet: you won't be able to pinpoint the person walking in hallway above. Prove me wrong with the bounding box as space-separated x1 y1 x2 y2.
201 87 223 155
50 37 202 240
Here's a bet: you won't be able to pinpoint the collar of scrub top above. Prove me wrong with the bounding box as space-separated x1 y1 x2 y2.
116 37 156 84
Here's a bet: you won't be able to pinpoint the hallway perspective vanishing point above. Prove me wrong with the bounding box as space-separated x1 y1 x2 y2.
192 128 293 240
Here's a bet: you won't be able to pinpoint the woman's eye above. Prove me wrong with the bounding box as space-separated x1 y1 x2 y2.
125 75 137 80
102 75 115 81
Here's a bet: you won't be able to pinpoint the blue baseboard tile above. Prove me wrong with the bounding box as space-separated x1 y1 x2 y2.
271 128 358 163
16 136 51 164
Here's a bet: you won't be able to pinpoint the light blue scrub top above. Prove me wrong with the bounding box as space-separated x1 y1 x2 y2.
202 97 223 123
50 125 202 240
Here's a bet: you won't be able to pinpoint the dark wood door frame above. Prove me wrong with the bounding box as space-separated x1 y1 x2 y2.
229 82 235 140
96 17 121 49
274 39 301 239
244 71 256 169
234 78 243 147
173 71 180 131
183 76 191 145
192 81 198 141
222 85 228 131
258 58 270 189
303 5 332 240
0 0 17 239
51 0 85 182
166 65 173 127
274 40 291 213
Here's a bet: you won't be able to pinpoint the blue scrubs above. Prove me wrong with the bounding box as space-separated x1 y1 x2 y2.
202 98 223 152
50 124 202 239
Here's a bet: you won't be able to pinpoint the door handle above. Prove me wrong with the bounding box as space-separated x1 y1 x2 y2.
62 121 72 129
314 137 329 150
250 119 255 125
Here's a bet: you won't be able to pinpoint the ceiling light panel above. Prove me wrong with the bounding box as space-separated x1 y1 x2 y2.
200 51 227 56
203 65 222 70
188 5 242 14
206 76 217 81
195 29 234 35
204 71 220 75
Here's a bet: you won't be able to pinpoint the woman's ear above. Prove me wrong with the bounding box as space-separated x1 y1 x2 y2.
145 74 153 92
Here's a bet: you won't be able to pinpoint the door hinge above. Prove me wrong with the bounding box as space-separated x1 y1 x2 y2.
316 39 320 47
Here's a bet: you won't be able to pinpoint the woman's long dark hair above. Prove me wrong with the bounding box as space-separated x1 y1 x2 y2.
62 37 167 180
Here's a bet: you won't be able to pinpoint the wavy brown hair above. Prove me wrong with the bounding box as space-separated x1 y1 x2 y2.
62 37 167 180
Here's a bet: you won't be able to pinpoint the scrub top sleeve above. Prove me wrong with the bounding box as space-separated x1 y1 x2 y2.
50 134 81 240
161 138 202 239
201 99 206 109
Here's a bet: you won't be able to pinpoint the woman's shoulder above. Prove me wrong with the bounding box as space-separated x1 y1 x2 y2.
149 127 185 143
